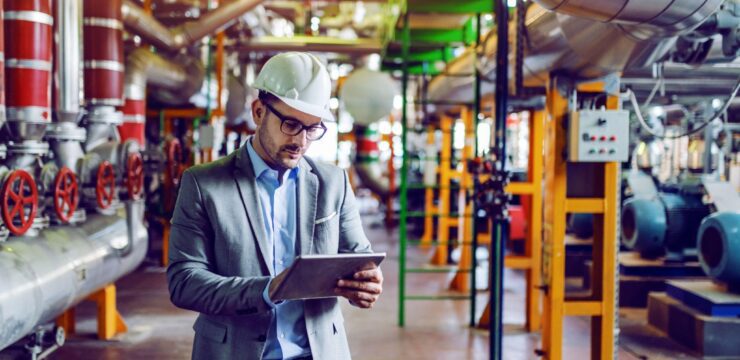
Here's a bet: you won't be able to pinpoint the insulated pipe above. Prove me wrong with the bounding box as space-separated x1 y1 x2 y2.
0 201 148 351
0 0 5 130
4 0 54 142
121 48 203 145
53 0 81 123
428 3 726 104
533 0 724 33
121 0 263 52
83 0 124 108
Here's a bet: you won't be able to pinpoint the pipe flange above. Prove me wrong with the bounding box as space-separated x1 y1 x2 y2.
85 106 123 126
6 141 50 157
45 123 87 142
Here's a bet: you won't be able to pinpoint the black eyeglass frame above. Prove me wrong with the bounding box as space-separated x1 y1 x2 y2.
263 102 328 141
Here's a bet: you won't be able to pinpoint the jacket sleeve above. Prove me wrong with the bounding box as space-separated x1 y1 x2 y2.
338 170 373 254
166 170 273 316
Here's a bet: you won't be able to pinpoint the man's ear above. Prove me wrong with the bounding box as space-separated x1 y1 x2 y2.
251 99 264 127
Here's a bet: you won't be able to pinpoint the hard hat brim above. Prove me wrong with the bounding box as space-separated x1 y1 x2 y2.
271 92 336 122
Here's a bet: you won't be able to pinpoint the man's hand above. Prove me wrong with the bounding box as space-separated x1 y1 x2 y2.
268 268 290 301
334 262 383 308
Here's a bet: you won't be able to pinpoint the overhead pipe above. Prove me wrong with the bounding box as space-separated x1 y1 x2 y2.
121 0 263 52
428 2 727 104
0 201 149 351
120 48 204 146
233 36 384 55
532 0 724 34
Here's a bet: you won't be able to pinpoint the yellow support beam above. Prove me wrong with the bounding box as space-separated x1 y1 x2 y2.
504 255 532 269
505 181 534 195
563 301 602 316
565 199 605 214
432 115 454 265
541 78 618 360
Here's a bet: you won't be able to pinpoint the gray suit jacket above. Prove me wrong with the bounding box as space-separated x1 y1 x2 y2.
167 143 372 360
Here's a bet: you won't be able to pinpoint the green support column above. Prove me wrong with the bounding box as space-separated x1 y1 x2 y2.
398 10 410 328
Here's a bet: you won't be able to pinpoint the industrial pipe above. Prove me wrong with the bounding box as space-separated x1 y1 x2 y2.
4 0 54 142
83 0 124 108
0 200 149 350
428 2 726 104
121 48 204 145
121 0 263 52
234 36 384 55
0 0 5 130
532 0 724 33
698 211 740 291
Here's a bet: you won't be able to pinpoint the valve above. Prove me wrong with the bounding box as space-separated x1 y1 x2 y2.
53 167 79 223
95 161 116 209
1 169 39 236
126 152 144 200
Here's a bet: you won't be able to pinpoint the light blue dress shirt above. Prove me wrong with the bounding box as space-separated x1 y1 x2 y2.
246 140 311 360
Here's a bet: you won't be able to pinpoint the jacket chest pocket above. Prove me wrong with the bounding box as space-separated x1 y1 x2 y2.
313 213 339 254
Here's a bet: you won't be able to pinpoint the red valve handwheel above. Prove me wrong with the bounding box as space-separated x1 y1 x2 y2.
53 167 79 223
1 169 39 236
96 161 116 209
126 153 144 200
166 138 183 186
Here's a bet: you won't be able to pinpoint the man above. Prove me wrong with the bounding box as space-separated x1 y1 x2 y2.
167 52 383 360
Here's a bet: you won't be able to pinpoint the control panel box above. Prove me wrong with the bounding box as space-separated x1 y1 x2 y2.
568 110 630 162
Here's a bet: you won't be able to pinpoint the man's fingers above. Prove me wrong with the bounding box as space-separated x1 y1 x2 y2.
337 280 382 294
334 288 379 304
353 268 383 282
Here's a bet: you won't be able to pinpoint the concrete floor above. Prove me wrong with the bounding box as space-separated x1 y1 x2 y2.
46 211 703 360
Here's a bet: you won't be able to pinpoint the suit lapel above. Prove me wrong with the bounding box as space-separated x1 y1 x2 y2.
297 159 318 255
233 145 274 276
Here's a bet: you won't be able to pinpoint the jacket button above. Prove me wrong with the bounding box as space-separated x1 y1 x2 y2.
257 334 267 342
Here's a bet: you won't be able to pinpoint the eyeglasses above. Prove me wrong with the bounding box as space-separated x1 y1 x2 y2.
263 102 327 141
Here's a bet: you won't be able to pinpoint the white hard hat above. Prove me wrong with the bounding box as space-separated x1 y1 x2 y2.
254 52 335 121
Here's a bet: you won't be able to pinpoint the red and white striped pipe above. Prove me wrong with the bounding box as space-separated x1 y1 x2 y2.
5 0 53 127
83 0 124 107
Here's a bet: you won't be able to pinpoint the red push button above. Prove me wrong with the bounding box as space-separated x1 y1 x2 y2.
600 136 607 141
610 136 616 141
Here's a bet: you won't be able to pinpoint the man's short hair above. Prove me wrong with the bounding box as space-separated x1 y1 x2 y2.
258 90 279 105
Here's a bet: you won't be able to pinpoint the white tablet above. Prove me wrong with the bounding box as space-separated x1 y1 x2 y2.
271 252 386 301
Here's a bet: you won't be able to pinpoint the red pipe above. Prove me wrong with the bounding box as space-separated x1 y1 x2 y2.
0 0 4 125
120 98 145 145
5 0 53 123
83 0 123 107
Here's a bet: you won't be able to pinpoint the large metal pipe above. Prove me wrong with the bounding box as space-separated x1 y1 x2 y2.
121 0 262 52
0 200 149 350
53 0 81 124
83 0 124 108
233 36 384 55
428 2 726 104
533 0 724 33
120 48 203 145
47 0 87 173
4 0 54 142
0 0 6 130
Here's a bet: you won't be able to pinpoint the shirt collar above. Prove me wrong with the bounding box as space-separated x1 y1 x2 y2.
246 137 298 184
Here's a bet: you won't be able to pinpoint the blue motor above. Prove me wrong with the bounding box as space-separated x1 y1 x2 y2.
621 191 710 259
697 211 740 293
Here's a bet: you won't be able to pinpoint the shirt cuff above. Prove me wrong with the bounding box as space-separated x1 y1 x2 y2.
262 278 281 308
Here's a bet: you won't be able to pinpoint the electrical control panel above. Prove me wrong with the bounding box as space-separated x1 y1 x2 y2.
568 109 630 162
